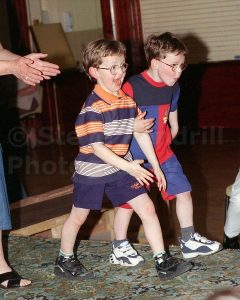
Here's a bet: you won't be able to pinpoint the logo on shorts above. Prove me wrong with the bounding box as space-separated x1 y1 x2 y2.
131 182 142 190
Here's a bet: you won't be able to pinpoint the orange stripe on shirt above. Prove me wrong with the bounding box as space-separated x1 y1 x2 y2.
80 144 129 155
76 121 103 137
92 99 136 113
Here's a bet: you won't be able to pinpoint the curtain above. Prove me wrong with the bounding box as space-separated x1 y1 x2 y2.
7 0 30 54
100 0 145 73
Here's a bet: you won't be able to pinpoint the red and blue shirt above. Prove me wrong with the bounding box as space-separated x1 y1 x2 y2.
123 71 179 165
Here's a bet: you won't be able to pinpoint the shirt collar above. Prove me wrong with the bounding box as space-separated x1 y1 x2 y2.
141 70 166 87
93 84 128 104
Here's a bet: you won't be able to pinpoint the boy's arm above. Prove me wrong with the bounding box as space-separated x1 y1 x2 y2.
133 132 166 190
91 143 154 186
169 110 179 140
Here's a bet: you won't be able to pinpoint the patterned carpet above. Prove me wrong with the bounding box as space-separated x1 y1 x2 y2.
1 236 240 300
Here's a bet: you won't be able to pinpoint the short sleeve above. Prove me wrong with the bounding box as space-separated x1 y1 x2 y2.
123 81 134 98
170 84 180 112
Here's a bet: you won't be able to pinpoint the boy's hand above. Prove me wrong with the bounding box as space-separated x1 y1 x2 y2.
127 159 154 186
134 111 155 133
154 168 166 191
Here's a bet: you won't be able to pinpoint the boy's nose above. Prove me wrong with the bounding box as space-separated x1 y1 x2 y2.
116 67 124 75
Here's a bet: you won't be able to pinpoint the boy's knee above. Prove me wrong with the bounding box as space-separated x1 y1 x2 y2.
141 200 156 217
69 209 89 226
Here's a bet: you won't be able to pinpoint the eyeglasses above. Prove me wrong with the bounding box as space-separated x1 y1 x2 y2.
159 60 187 72
97 63 128 75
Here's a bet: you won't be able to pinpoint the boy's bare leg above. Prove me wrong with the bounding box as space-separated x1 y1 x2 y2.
0 230 31 287
128 194 164 254
60 206 90 254
176 191 222 258
110 194 193 279
55 206 94 280
114 207 133 240
175 191 193 228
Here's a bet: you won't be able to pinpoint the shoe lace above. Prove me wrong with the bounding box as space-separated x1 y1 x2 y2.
120 241 137 256
193 232 212 243
156 253 180 269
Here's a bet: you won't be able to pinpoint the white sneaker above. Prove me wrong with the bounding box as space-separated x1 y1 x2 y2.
109 240 145 266
180 232 223 259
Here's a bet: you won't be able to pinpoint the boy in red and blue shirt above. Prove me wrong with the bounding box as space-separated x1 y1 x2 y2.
110 32 222 266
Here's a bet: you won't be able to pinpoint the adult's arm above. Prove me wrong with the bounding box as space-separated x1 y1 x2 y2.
0 43 60 85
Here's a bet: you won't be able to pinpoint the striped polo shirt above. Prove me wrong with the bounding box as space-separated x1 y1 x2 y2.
73 84 139 184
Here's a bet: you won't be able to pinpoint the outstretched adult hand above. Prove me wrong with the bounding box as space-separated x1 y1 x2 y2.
26 53 60 79
11 53 60 86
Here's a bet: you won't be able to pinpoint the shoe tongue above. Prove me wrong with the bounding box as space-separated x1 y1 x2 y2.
120 240 129 247
156 255 165 264
155 252 166 263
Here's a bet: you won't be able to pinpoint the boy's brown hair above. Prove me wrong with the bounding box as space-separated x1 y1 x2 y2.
82 39 126 77
144 32 188 66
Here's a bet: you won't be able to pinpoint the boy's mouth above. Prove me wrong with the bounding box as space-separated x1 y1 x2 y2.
113 78 122 86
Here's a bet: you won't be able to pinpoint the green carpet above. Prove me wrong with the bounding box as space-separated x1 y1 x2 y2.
1 236 240 300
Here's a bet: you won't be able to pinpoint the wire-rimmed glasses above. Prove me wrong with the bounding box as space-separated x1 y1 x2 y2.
97 63 128 75
158 60 187 72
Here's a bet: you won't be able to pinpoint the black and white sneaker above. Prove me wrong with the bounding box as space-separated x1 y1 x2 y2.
54 255 94 280
109 240 145 266
155 253 192 280
180 232 223 259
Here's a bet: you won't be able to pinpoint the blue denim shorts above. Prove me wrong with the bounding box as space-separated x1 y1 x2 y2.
72 173 146 210
0 145 11 230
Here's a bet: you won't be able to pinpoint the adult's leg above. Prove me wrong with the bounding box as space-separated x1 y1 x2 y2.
0 230 11 273
224 170 240 238
0 145 31 288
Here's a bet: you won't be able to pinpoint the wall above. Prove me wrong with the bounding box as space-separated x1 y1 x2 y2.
178 61 240 129
26 0 103 63
140 0 240 64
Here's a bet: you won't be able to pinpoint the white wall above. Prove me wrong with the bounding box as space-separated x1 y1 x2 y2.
140 0 240 63
26 0 103 63
27 0 102 31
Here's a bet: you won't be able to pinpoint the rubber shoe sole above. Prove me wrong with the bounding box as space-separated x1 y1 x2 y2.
54 264 95 280
157 261 193 281
182 243 223 259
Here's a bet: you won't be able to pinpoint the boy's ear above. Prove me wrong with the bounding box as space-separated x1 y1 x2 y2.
151 59 159 70
89 66 98 80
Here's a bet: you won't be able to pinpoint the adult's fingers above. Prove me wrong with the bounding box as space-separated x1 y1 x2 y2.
25 53 48 60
